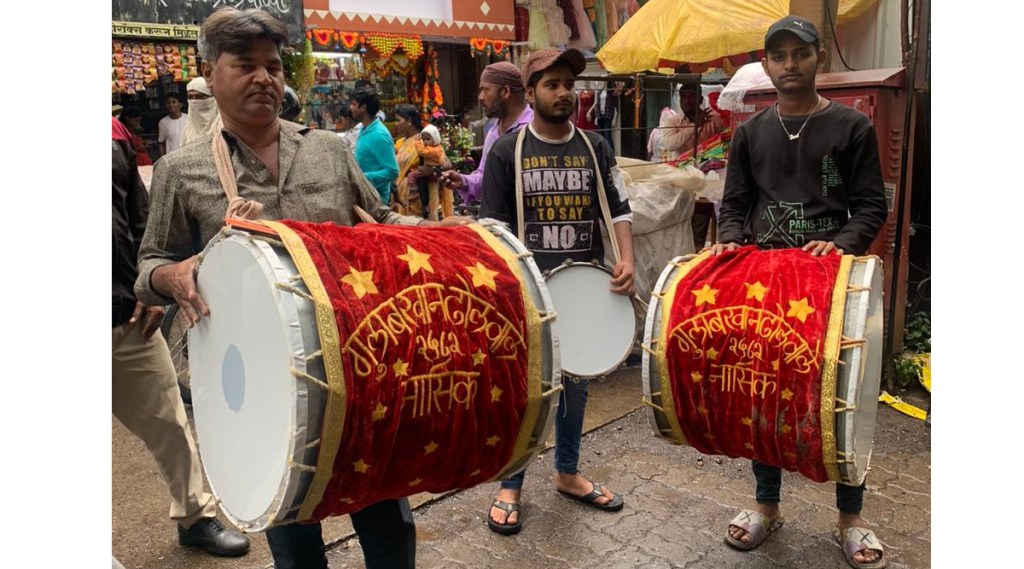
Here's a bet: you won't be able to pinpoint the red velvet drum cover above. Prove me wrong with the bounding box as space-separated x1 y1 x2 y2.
260 220 546 521
652 247 851 483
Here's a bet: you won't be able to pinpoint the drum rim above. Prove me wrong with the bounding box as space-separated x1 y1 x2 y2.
834 256 884 486
190 229 317 531
476 223 562 481
641 254 696 441
543 261 638 378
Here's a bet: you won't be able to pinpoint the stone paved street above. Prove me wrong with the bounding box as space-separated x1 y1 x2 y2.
326 399 930 568
114 368 931 568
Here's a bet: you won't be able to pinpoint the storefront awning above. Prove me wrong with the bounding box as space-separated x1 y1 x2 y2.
597 0 789 74
303 0 515 40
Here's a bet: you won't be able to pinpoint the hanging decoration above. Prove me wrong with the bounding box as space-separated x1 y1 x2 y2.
364 33 424 60
416 46 443 115
469 38 511 59
365 56 417 78
304 30 368 53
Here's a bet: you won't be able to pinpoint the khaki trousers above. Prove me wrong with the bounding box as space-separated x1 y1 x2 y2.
112 322 216 527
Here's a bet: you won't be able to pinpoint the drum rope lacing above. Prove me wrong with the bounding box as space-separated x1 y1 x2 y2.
276 282 315 301
291 367 330 390
840 336 867 349
304 350 323 362
834 398 858 413
641 397 666 413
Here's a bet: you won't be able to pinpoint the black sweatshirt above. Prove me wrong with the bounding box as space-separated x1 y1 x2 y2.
719 101 888 256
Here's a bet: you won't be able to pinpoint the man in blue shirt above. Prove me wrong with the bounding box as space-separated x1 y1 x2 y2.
350 87 399 204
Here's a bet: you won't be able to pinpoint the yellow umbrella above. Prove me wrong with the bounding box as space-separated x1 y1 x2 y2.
597 0 790 74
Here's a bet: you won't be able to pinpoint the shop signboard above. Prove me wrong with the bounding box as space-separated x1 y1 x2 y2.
111 0 304 46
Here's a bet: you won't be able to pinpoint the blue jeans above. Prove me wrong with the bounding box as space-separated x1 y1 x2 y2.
501 376 589 490
265 498 415 569
752 461 864 514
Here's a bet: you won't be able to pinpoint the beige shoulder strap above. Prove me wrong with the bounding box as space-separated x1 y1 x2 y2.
576 129 621 263
512 126 528 242
212 134 264 220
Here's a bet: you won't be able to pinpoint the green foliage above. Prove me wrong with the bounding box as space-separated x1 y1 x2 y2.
889 310 930 389
903 311 930 353
892 354 923 389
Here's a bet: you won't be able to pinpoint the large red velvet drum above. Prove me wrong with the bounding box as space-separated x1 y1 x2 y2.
189 220 560 531
641 247 883 486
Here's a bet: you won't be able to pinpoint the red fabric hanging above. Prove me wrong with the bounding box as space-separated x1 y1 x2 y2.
660 247 843 482
276 221 537 518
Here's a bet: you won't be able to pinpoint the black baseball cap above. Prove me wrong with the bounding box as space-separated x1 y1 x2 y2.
764 15 820 50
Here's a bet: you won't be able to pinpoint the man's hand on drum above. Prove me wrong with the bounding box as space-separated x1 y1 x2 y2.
418 216 474 228
708 242 741 256
129 301 165 340
153 256 209 327
610 259 635 296
802 240 844 257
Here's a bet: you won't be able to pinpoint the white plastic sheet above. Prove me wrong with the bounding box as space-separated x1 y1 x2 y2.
602 157 704 299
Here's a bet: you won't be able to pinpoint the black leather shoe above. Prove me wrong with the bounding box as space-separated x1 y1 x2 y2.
178 517 250 557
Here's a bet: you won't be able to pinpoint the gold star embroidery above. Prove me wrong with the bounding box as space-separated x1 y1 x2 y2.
705 347 720 360
703 433 716 440
772 360 780 371
691 284 718 307
397 245 435 276
491 386 503 402
471 349 487 366
353 459 370 473
408 477 423 487
393 359 410 378
787 297 815 323
341 267 379 299
691 371 703 382
744 281 768 302
780 424 793 434
741 417 753 427
424 441 439 454
781 388 794 401
744 442 754 450
339 497 354 505
466 262 499 291
372 402 388 422
486 435 501 446
697 404 709 416
784 451 797 461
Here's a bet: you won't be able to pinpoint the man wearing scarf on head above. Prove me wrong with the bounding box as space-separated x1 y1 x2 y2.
182 77 223 147
440 61 533 205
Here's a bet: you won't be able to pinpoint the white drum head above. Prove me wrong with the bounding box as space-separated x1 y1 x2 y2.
835 257 884 486
189 232 314 530
545 263 636 378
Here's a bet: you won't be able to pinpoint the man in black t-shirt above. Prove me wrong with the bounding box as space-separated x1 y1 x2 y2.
479 48 636 536
711 16 888 569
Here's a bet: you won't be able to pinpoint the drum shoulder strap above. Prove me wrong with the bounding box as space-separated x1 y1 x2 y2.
512 127 621 263
212 134 264 220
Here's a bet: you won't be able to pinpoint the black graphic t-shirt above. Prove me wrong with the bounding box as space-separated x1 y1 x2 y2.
718 101 887 255
480 124 632 272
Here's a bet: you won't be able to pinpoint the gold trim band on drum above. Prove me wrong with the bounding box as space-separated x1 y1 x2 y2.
262 220 349 523
468 224 546 481
656 250 713 446
820 254 853 484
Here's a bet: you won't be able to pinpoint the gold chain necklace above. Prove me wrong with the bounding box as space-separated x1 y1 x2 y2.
776 95 822 141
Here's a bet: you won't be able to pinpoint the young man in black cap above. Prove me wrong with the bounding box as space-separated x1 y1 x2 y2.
711 15 888 569
478 48 635 535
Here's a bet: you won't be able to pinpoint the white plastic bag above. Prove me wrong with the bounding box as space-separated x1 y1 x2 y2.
718 62 773 113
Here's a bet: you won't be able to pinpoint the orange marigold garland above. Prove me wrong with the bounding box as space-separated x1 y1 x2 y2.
469 38 510 59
